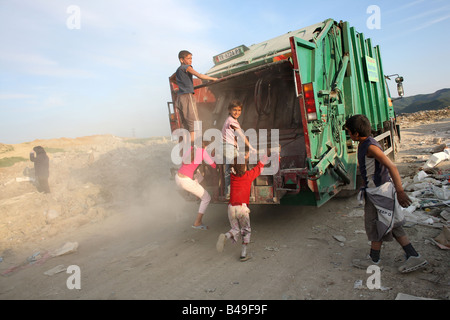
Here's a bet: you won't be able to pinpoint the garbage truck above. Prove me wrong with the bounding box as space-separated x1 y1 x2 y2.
167 18 404 207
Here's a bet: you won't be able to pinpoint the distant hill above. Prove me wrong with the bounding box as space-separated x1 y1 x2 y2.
393 88 450 114
392 88 450 114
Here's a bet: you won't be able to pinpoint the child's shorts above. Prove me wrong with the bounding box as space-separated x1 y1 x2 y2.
177 93 199 132
364 195 406 242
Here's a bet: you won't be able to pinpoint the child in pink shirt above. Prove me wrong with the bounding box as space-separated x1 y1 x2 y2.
175 145 216 230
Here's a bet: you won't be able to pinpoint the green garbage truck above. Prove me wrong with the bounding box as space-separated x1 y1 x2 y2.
167 18 404 207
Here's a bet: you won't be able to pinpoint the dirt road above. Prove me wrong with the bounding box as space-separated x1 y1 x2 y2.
0 113 449 301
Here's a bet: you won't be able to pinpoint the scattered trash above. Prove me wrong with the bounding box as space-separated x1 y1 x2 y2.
353 279 391 291
402 204 418 215
332 235 346 247
353 279 364 289
428 238 450 250
414 170 428 182
421 199 450 209
440 210 450 221
264 246 279 252
432 185 449 200
1 251 52 277
15 177 35 182
423 148 450 169
403 209 444 228
333 235 346 242
379 286 392 292
395 293 436 300
27 251 42 263
50 242 78 257
433 226 450 249
431 143 447 153
400 162 450 233
44 265 67 276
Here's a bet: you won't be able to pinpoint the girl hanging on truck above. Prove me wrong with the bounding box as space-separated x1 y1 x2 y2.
175 141 217 230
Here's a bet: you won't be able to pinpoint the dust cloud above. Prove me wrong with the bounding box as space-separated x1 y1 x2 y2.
0 135 187 255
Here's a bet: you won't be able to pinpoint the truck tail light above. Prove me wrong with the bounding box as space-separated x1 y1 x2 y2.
303 83 317 121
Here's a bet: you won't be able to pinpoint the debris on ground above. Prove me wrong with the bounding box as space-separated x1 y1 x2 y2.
395 292 437 300
44 264 67 276
50 242 79 257
1 241 79 277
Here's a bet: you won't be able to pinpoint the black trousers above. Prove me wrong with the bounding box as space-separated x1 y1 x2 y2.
37 177 50 193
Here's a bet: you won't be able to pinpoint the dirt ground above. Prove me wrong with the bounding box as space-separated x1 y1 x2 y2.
0 110 449 301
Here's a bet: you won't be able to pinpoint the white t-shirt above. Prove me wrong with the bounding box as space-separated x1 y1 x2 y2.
221 115 241 146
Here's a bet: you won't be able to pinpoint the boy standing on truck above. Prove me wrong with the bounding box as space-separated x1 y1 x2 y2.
344 115 428 273
216 154 268 261
169 50 218 143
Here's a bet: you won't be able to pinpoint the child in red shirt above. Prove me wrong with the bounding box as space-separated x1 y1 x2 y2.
216 154 268 261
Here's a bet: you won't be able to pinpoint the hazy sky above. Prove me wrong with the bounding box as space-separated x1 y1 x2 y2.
1 0 449 144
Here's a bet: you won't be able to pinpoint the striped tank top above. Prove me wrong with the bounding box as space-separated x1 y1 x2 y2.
358 136 390 188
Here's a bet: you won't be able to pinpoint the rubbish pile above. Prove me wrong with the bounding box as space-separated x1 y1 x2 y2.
401 147 450 249
397 107 450 125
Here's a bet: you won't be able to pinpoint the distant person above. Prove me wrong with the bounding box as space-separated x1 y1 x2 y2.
169 50 218 143
221 100 256 198
30 146 50 193
175 143 217 230
344 115 427 273
216 154 268 261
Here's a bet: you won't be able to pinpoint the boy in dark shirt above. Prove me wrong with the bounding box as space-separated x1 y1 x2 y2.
169 50 217 143
345 115 427 273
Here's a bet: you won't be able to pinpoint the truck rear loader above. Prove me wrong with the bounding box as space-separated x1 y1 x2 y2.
167 18 404 207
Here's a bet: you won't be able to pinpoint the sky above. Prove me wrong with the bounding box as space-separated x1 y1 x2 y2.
1 0 449 144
